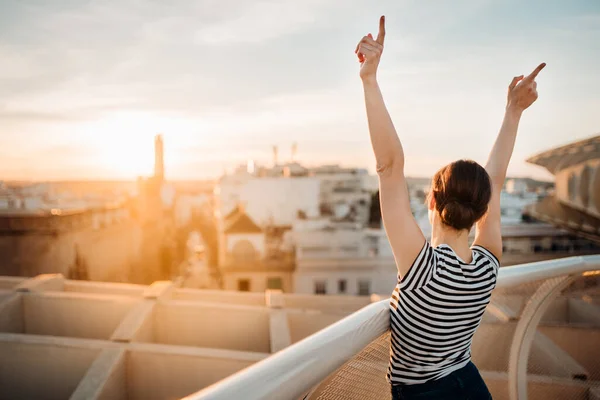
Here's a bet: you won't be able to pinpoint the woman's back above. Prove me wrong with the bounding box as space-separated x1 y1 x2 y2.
355 14 544 399
387 242 500 385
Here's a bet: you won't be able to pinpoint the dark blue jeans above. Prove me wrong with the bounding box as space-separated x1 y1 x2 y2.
390 362 492 399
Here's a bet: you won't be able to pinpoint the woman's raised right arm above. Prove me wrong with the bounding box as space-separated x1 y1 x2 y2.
356 16 425 277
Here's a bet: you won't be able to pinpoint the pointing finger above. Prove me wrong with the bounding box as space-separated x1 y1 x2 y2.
524 62 546 81
508 75 524 91
376 15 386 45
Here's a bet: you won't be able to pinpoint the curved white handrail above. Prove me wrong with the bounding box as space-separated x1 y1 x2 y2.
496 254 600 288
185 254 600 400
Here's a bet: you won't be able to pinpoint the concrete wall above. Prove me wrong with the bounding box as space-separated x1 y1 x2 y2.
0 276 26 290
0 294 23 333
540 325 600 380
0 340 100 400
78 225 142 282
125 348 259 400
472 320 600 378
2 292 138 340
0 290 12 304
472 323 517 371
0 219 142 282
137 301 271 353
173 288 266 306
283 293 370 314
288 312 347 344
64 280 146 297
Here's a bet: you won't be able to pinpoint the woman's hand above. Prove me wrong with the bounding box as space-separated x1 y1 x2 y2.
506 63 546 112
355 16 385 81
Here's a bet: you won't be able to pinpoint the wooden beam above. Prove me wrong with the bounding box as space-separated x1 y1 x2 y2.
0 294 23 333
531 331 589 380
110 300 155 343
487 299 518 323
269 310 291 353
265 290 284 309
70 348 126 400
143 281 173 300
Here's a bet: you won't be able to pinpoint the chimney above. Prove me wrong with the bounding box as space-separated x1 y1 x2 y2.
272 145 279 166
291 142 297 162
154 134 164 182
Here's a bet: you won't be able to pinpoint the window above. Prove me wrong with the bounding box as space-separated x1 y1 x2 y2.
314 280 327 295
338 279 347 294
340 246 359 254
267 277 283 291
238 279 251 292
358 280 371 296
302 246 331 258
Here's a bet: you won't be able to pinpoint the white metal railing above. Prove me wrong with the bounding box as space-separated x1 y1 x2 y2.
184 254 600 400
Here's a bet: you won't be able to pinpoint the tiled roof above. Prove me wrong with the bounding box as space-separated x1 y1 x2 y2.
526 135 600 175
225 212 262 234
224 205 243 222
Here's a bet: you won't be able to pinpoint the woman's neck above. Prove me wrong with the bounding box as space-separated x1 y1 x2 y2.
431 221 472 263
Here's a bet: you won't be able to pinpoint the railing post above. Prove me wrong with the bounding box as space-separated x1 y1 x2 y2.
507 274 577 400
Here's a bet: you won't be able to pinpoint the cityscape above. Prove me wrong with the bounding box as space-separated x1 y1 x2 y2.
1 134 599 400
2 134 597 295
1 1 600 399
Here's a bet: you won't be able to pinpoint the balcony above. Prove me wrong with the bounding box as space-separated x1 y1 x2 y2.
185 254 600 400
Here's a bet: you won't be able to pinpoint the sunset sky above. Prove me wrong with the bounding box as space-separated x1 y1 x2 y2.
1 0 598 181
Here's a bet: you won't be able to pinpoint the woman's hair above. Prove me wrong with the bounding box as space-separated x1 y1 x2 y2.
429 159 492 231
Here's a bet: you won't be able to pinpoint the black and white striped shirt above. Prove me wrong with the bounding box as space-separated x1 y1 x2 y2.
387 241 500 385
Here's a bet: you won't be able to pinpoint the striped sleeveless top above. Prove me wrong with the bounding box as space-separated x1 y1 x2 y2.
387 241 500 385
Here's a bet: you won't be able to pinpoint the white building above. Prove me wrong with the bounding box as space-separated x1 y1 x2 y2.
292 218 395 296
214 161 381 294
505 178 529 195
217 205 295 293
217 175 321 227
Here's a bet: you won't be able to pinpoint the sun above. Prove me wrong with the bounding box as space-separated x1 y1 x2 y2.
103 134 155 178
79 111 201 179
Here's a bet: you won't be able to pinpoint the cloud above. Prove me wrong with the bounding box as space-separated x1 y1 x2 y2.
194 0 332 45
0 0 598 180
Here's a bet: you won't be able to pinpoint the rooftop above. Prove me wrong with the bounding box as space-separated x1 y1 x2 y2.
526 195 600 244
0 274 370 400
527 134 600 175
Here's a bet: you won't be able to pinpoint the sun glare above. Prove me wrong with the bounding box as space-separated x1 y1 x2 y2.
78 111 203 179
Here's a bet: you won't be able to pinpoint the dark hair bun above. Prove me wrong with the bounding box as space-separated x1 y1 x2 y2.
430 159 492 231
440 200 477 231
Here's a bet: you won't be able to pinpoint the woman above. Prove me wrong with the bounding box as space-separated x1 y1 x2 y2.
355 16 545 400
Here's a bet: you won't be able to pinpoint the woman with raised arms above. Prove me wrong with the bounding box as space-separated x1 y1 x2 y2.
355 15 545 400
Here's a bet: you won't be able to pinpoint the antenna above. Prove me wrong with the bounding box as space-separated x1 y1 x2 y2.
272 145 279 166
291 142 297 162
